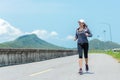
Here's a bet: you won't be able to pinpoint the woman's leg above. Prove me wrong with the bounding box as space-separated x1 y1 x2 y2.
85 58 88 64
77 44 83 69
83 43 89 71
83 43 88 63
79 59 83 69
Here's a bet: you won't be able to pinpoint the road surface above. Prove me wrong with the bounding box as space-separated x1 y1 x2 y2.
0 54 120 80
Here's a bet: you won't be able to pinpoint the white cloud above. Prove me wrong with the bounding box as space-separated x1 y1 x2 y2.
31 29 48 39
66 35 74 40
0 19 21 35
30 30 58 39
0 18 22 42
50 31 58 36
0 18 59 43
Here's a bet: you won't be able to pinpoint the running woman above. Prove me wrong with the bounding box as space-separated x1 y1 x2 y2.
74 19 92 75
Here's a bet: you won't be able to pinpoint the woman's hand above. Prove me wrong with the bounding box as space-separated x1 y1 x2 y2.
74 38 77 41
85 33 89 37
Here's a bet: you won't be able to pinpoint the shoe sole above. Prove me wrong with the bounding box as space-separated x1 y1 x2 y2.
78 72 83 75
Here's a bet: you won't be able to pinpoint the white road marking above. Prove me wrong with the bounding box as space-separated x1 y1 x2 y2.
29 69 53 77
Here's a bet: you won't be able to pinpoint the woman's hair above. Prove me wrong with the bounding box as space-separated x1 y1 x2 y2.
83 23 88 28
78 19 87 28
77 23 88 30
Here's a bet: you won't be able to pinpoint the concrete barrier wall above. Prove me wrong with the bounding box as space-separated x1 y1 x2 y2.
0 49 77 67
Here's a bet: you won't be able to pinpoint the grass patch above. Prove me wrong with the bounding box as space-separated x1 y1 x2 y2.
89 50 120 63
105 50 120 63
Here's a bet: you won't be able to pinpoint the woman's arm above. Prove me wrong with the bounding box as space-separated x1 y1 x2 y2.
74 30 78 41
85 28 92 37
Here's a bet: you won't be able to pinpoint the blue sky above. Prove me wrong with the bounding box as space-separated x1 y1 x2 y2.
0 0 120 48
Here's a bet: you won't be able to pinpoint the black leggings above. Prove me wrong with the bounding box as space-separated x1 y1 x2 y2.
77 43 89 58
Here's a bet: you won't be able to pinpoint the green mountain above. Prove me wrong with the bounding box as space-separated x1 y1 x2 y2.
89 39 120 50
0 34 64 49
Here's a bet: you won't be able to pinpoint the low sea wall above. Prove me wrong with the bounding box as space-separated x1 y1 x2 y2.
0 49 77 67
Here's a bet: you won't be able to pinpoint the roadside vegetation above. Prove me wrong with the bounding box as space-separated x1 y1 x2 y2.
89 49 120 63
105 50 120 63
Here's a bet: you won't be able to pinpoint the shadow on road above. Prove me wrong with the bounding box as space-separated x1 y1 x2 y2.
83 71 94 75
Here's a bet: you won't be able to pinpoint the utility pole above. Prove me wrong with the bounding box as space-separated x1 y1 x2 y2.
103 30 106 42
101 23 112 42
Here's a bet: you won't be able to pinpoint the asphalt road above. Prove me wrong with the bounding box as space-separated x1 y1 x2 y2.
0 54 120 80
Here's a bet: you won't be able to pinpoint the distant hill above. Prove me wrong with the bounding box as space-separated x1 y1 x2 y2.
0 35 119 50
89 39 120 50
0 34 64 49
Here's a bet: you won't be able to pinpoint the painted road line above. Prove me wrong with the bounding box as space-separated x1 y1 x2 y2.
29 69 53 77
